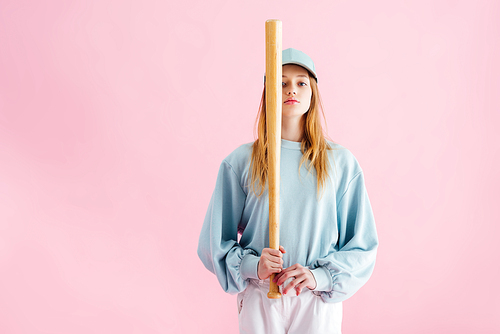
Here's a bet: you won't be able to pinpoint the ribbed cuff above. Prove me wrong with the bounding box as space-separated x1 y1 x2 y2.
240 254 260 280
310 266 333 291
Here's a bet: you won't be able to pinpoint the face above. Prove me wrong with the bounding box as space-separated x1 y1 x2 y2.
282 64 312 118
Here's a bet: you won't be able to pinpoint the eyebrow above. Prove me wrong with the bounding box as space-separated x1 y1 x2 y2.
282 75 309 78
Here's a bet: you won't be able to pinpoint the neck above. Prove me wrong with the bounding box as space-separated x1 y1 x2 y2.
281 115 304 142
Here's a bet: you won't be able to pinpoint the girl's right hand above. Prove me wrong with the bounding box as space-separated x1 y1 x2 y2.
257 246 286 280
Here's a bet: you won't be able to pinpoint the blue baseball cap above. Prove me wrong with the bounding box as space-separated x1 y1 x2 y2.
264 48 318 84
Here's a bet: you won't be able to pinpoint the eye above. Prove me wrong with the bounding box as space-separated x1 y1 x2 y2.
299 82 307 86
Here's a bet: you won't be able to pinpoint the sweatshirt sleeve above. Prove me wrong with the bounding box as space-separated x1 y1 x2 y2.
197 159 258 295
309 171 379 303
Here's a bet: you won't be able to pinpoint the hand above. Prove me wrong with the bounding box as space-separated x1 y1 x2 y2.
257 246 286 280
273 263 317 296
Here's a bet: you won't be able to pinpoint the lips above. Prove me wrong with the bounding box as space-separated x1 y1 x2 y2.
285 99 299 103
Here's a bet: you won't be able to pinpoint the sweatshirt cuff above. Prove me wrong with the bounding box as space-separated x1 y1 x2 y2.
310 266 333 291
240 253 260 280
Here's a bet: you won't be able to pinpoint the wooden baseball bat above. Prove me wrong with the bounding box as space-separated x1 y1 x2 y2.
265 19 282 299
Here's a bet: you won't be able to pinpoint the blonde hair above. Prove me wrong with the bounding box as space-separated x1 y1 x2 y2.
248 72 337 200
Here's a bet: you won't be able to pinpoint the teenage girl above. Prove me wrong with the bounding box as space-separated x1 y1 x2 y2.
197 48 378 334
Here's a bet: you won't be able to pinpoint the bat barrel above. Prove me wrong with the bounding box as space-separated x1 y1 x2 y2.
265 19 282 300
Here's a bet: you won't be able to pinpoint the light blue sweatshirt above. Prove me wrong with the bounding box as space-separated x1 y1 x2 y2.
197 139 378 303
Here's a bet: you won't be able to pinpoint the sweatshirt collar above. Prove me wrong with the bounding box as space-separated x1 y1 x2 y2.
281 138 302 150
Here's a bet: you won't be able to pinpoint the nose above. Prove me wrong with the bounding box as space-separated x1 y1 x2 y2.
286 88 296 96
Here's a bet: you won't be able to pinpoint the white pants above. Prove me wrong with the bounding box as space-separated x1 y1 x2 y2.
237 278 343 334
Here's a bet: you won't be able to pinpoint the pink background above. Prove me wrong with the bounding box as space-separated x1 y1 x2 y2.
1 0 499 333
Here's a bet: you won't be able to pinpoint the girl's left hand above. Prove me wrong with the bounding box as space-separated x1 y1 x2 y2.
273 263 317 295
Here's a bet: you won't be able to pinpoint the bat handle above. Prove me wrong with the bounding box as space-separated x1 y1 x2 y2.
267 273 282 299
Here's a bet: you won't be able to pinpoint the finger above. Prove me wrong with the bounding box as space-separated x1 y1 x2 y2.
273 267 292 283
279 245 286 254
265 260 283 269
264 258 283 268
261 260 281 274
280 264 297 271
277 273 298 286
261 254 282 265
266 248 283 257
275 270 292 285
268 264 283 272
283 277 304 295
263 266 282 279
273 270 287 282
276 269 300 286
274 264 307 285
266 253 282 261
262 248 273 256
294 280 308 293
268 257 284 265
273 266 294 282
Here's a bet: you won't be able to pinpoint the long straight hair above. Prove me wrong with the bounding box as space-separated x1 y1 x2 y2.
248 72 336 200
